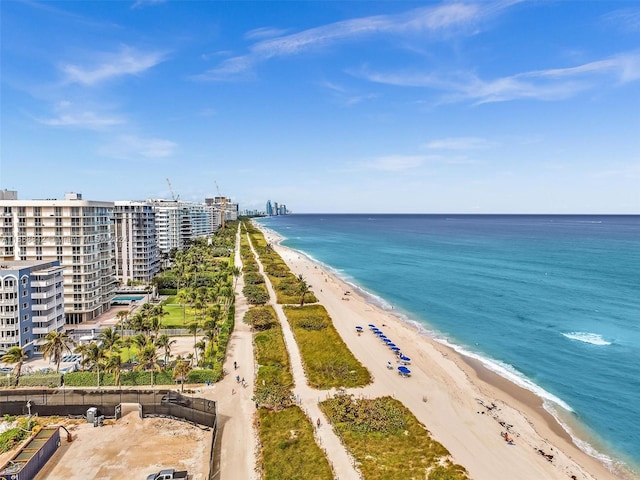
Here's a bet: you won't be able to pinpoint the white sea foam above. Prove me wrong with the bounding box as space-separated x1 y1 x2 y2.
543 402 625 474
429 336 575 412
562 332 611 346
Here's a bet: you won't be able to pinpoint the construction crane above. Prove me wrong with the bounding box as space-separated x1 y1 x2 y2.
215 180 227 229
166 178 179 201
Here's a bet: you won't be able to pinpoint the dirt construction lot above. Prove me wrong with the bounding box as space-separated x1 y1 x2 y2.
34 408 212 480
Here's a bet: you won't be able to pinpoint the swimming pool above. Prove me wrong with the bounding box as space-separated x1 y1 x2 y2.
112 295 144 302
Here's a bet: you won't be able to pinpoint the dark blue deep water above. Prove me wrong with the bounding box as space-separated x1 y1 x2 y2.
257 214 640 473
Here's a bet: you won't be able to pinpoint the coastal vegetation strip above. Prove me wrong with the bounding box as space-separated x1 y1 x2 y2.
244 221 317 305
257 406 333 480
245 305 333 479
245 306 294 407
320 393 470 480
283 305 371 389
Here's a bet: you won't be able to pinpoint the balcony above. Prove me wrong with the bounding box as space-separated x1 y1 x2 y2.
31 279 56 288
31 290 56 299
32 301 59 311
32 311 58 323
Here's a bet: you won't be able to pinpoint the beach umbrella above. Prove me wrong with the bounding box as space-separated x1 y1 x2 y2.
397 366 411 377
383 338 392 344
355 326 363 331
387 343 397 348
377 333 386 338
399 355 411 364
368 324 376 328
390 346 400 352
372 328 381 334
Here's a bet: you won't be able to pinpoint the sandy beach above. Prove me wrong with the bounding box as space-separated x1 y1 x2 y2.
258 223 631 480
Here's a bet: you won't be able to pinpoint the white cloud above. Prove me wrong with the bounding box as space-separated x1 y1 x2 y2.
37 101 125 129
197 2 502 81
61 46 167 86
244 27 290 41
100 134 177 160
602 8 640 33
359 51 640 104
363 155 426 172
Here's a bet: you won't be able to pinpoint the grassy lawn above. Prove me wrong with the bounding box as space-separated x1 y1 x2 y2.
283 305 371 389
160 303 199 327
320 394 470 480
258 406 333 480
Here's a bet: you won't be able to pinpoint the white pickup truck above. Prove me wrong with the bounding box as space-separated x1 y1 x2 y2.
145 468 189 480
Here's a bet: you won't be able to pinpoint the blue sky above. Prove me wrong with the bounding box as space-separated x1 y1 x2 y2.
1 0 639 213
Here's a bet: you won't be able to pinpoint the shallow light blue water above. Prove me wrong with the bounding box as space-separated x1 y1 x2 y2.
257 214 640 472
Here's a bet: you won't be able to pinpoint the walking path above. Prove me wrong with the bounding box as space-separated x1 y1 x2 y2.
203 226 258 480
247 233 362 480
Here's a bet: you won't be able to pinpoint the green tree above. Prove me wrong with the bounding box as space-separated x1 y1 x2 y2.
187 322 201 365
40 330 75 373
74 343 90 371
297 274 311 307
105 353 123 386
155 333 176 368
1 347 27 386
98 327 121 354
173 357 192 392
136 344 161 386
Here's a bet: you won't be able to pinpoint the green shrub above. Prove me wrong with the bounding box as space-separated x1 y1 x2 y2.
244 272 265 285
245 306 278 331
187 369 220 384
243 284 270 305
320 394 470 480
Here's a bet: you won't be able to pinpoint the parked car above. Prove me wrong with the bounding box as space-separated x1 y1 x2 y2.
146 468 189 480
160 391 191 407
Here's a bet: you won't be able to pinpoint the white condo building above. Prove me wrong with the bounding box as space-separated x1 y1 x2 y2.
114 201 161 285
0 260 66 357
0 192 116 324
148 199 218 258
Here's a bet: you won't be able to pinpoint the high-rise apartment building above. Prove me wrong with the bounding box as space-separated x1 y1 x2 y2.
114 201 160 285
266 200 273 216
205 196 238 223
0 260 65 357
148 199 217 259
0 192 116 324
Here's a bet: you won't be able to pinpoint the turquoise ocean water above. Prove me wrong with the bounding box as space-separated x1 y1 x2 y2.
256 214 640 475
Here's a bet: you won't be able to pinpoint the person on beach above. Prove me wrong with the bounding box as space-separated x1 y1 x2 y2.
317 418 321 428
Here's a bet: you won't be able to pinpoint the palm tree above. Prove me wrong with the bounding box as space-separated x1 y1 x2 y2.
173 357 192 393
2 347 27 386
297 274 311 306
155 333 176 368
136 344 161 386
115 310 129 334
40 330 75 373
230 266 241 290
195 339 206 364
120 336 132 363
187 321 201 365
74 343 90 371
98 327 121 354
105 353 123 387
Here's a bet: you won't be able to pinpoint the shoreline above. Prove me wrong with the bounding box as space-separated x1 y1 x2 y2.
256 221 637 480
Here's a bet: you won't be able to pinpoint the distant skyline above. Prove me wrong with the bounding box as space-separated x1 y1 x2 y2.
1 1 639 213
